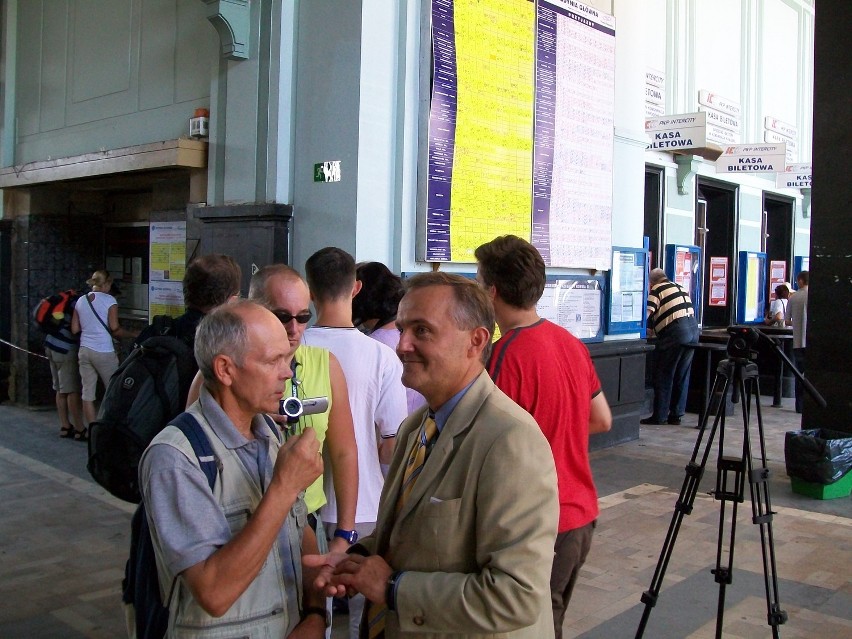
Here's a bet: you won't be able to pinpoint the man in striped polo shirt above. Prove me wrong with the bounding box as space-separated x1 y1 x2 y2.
642 268 700 426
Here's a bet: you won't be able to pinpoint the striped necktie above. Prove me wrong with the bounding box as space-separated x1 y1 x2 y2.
365 415 439 639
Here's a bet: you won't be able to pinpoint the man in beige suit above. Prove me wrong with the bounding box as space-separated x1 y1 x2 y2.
309 272 559 638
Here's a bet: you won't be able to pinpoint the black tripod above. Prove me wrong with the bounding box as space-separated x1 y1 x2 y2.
635 326 826 639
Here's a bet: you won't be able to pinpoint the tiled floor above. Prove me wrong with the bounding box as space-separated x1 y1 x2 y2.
0 394 848 638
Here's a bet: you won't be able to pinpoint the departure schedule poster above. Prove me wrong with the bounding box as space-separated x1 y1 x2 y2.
424 0 616 269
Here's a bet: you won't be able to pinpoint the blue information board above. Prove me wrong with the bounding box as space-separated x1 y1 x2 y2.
606 246 649 336
736 251 767 324
664 244 702 318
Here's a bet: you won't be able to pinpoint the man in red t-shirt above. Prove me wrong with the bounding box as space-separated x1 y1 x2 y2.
476 235 612 639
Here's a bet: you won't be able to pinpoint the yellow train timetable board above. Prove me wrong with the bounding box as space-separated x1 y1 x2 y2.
424 0 615 269
426 0 535 262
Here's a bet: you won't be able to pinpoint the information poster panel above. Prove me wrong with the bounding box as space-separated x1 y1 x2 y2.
664 244 702 319
607 247 647 335
532 0 615 269
149 281 185 318
537 276 604 342
424 0 615 270
736 251 767 324
708 257 728 306
768 259 787 300
148 221 186 318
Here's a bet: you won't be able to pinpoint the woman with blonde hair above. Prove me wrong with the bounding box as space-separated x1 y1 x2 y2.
71 270 138 439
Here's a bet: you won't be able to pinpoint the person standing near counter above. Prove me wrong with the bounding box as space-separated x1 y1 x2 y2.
642 268 699 426
786 271 809 413
764 284 790 327
71 270 139 436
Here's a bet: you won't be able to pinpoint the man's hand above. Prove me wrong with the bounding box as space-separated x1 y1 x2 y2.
303 552 350 598
303 553 394 604
272 428 323 501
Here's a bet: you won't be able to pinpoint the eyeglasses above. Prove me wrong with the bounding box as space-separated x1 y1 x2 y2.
273 309 312 325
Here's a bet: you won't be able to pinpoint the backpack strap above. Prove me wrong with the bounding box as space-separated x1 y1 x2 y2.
170 412 218 490
86 293 113 336
262 413 282 443
153 412 219 629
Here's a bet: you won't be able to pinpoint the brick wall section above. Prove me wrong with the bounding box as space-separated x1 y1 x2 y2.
12 213 103 407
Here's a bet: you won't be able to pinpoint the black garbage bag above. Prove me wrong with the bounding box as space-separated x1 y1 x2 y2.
785 428 852 484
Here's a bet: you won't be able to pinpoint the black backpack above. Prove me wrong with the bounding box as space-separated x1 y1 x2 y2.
88 332 198 503
123 413 217 639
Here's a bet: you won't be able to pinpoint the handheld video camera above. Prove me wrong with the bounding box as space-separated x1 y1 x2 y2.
279 396 329 420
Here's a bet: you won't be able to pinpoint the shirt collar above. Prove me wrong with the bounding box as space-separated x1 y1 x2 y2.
432 378 477 433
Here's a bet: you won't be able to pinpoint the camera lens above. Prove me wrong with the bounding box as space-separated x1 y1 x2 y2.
280 397 303 418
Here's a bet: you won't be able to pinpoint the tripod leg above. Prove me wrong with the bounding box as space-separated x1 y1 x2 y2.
742 372 788 637
635 365 733 639
709 371 749 639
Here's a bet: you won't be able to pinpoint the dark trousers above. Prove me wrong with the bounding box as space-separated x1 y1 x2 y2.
792 347 806 413
551 521 595 639
652 317 700 421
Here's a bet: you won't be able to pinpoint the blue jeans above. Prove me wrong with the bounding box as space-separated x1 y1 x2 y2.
652 317 700 421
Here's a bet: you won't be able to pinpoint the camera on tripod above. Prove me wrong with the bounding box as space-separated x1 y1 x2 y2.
726 325 760 360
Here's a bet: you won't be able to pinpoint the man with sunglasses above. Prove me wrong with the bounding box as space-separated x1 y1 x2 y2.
248 265 359 558
303 247 408 639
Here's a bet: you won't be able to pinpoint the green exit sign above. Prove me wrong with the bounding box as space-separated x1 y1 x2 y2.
314 161 341 182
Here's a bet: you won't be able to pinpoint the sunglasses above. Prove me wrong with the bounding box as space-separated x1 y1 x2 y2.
273 309 312 325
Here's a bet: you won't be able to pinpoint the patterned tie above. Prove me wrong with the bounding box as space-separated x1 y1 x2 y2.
365 415 439 639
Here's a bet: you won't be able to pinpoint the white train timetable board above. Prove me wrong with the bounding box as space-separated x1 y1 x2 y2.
423 0 615 269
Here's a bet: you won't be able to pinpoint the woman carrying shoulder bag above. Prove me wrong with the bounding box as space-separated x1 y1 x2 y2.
764 284 790 328
71 270 138 440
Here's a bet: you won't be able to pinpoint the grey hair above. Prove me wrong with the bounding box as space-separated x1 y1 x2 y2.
649 268 668 285
249 264 304 309
194 301 255 383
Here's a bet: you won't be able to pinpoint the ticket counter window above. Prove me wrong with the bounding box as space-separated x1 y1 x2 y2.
104 223 149 320
695 182 737 328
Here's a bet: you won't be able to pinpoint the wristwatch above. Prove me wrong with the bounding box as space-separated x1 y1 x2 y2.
333 528 359 544
301 605 331 628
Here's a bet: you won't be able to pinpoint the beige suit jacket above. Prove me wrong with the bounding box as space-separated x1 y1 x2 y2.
359 370 559 638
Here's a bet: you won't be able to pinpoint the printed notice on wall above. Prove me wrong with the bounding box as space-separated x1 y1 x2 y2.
149 281 185 318
611 250 646 322
536 279 602 340
424 0 615 270
709 256 728 306
150 222 187 281
769 260 787 300
675 247 692 295
149 221 187 318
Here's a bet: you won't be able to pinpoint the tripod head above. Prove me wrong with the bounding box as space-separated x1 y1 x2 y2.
726 324 827 408
726 325 760 360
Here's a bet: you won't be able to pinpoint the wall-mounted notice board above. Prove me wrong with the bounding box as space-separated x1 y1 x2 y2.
664 244 702 318
736 251 767 324
607 246 649 335
537 274 606 342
